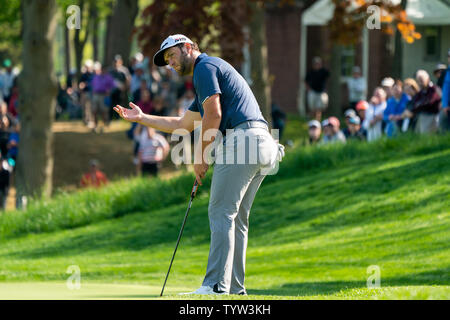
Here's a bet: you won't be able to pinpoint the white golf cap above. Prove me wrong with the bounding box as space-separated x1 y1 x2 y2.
308 120 321 128
153 34 194 67
381 77 395 87
348 116 361 125
344 109 357 117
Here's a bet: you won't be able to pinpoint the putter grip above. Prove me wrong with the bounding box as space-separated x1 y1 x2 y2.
191 180 199 198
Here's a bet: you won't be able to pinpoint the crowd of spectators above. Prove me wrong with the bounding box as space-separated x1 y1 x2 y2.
56 52 196 180
0 59 20 210
1 47 449 207
306 50 450 146
60 53 195 131
0 51 197 206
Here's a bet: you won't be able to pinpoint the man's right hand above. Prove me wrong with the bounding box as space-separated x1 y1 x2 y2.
113 102 144 123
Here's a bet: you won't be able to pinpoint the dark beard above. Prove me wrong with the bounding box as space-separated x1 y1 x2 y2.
178 49 190 76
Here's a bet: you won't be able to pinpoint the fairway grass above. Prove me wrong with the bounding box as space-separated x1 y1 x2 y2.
0 133 449 300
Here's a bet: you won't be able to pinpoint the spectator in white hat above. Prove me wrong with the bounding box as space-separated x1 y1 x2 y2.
320 117 346 145
381 77 395 99
307 120 321 145
342 108 357 139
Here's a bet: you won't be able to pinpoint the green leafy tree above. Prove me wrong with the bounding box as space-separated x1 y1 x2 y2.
136 0 272 122
57 0 114 81
0 1 22 64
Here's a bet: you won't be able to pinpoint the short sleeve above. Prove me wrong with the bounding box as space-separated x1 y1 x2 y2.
188 96 201 113
194 63 222 105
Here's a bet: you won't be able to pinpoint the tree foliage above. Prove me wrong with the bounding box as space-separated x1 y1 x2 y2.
137 0 318 67
0 0 22 63
330 0 420 45
57 0 114 71
17 0 59 200
136 0 219 62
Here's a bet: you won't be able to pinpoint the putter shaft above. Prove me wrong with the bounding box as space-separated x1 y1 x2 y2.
160 180 198 296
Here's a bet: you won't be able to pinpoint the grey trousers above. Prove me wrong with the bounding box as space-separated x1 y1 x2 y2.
202 126 279 293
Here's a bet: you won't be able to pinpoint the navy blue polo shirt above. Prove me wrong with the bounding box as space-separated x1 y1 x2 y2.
188 53 267 133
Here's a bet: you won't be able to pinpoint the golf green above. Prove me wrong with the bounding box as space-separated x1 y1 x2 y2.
1 133 449 300
0 282 448 300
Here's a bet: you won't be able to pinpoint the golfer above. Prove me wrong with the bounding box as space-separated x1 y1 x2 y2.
114 34 282 295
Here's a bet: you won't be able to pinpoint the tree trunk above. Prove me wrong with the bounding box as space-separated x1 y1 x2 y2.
17 0 58 203
73 0 89 82
248 1 272 127
91 2 99 62
64 21 71 79
219 0 247 70
103 0 139 67
328 43 342 116
103 5 112 67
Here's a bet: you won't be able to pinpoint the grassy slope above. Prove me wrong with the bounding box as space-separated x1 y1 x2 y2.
0 131 449 300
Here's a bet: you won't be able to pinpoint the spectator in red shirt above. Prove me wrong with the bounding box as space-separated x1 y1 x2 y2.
80 159 108 188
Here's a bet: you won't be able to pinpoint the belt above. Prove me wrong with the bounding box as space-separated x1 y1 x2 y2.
231 120 269 132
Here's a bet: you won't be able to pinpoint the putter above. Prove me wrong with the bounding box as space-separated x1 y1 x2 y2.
160 179 199 297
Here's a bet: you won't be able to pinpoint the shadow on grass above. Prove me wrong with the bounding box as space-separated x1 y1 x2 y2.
3 146 449 259
84 294 161 299
248 268 450 297
80 268 450 299
249 152 450 242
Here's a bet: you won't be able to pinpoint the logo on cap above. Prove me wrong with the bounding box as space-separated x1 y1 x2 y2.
161 41 170 49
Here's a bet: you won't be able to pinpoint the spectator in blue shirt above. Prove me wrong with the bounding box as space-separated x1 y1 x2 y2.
439 50 450 132
383 80 410 137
